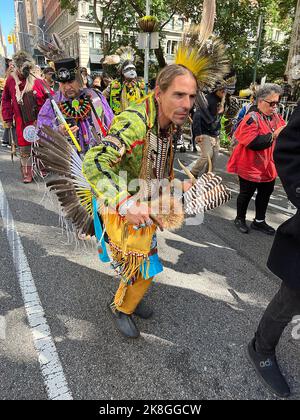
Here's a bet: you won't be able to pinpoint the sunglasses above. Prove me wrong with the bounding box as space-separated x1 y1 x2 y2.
263 100 280 107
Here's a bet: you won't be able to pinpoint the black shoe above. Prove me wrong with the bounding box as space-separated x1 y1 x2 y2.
234 218 249 234
108 303 140 339
134 301 153 319
251 220 275 236
247 338 290 398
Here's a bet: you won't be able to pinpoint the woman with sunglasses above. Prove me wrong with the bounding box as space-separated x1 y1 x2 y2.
227 83 286 234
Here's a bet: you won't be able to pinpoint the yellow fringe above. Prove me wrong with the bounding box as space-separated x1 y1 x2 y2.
101 210 156 283
113 281 128 309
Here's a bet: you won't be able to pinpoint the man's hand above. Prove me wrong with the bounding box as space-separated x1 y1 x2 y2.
125 202 164 230
58 124 79 137
5 122 12 128
125 202 152 226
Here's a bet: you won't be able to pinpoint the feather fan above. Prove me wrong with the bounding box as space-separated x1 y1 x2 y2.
34 126 95 236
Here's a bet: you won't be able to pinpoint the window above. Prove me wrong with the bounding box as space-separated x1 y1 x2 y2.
274 30 280 42
171 18 175 30
171 41 178 55
95 33 101 49
166 40 171 54
89 32 94 48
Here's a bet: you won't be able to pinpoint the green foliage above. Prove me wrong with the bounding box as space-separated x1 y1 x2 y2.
220 116 231 149
59 0 298 85
60 0 77 15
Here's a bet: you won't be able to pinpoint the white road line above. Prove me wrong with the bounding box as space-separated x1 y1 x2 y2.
0 180 73 401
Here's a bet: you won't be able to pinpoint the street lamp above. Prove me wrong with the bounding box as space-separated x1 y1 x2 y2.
28 22 45 43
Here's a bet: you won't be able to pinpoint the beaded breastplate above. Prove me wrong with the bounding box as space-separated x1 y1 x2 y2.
139 130 173 200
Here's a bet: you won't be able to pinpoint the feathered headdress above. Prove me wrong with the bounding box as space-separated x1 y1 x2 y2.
37 33 67 61
12 51 35 71
175 0 230 88
103 46 136 73
223 75 237 95
212 74 237 95
11 51 36 101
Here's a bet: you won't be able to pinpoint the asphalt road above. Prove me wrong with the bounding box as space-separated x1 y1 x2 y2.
0 135 299 401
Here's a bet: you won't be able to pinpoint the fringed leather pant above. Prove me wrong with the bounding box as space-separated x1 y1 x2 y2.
114 273 153 314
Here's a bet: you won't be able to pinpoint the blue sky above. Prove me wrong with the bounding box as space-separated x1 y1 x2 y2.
0 0 15 56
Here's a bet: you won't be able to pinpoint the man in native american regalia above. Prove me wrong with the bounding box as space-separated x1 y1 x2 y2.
81 1 232 338
37 57 114 155
35 0 231 339
1 51 50 183
36 34 113 156
103 47 146 115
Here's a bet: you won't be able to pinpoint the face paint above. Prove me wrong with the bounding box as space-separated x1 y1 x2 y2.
123 70 137 80
122 64 137 80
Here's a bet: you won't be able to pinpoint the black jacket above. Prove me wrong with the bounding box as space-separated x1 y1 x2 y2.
267 103 300 289
192 92 222 138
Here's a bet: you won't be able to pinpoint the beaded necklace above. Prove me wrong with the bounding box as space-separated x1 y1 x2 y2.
58 96 91 121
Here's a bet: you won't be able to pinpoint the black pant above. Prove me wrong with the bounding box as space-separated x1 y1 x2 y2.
2 128 10 145
237 176 275 221
255 282 300 355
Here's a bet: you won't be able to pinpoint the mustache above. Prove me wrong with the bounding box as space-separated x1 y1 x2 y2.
176 108 189 113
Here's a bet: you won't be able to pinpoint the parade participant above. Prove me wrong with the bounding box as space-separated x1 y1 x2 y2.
280 75 292 104
231 83 258 142
80 67 93 89
247 103 300 398
103 46 146 115
37 57 114 154
1 51 48 183
1 61 15 147
35 0 231 339
222 74 240 137
227 84 286 234
81 1 230 338
191 82 226 177
91 72 106 92
42 66 56 93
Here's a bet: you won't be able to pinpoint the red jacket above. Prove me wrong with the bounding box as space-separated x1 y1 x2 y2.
227 109 286 182
1 75 50 147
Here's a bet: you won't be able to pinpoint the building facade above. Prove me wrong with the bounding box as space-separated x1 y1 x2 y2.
0 23 7 58
44 0 186 72
14 0 45 65
15 0 31 53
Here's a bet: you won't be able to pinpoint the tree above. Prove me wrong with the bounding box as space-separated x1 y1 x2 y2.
59 0 297 85
60 0 197 68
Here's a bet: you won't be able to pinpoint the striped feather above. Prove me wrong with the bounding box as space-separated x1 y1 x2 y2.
34 127 95 236
184 172 231 215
